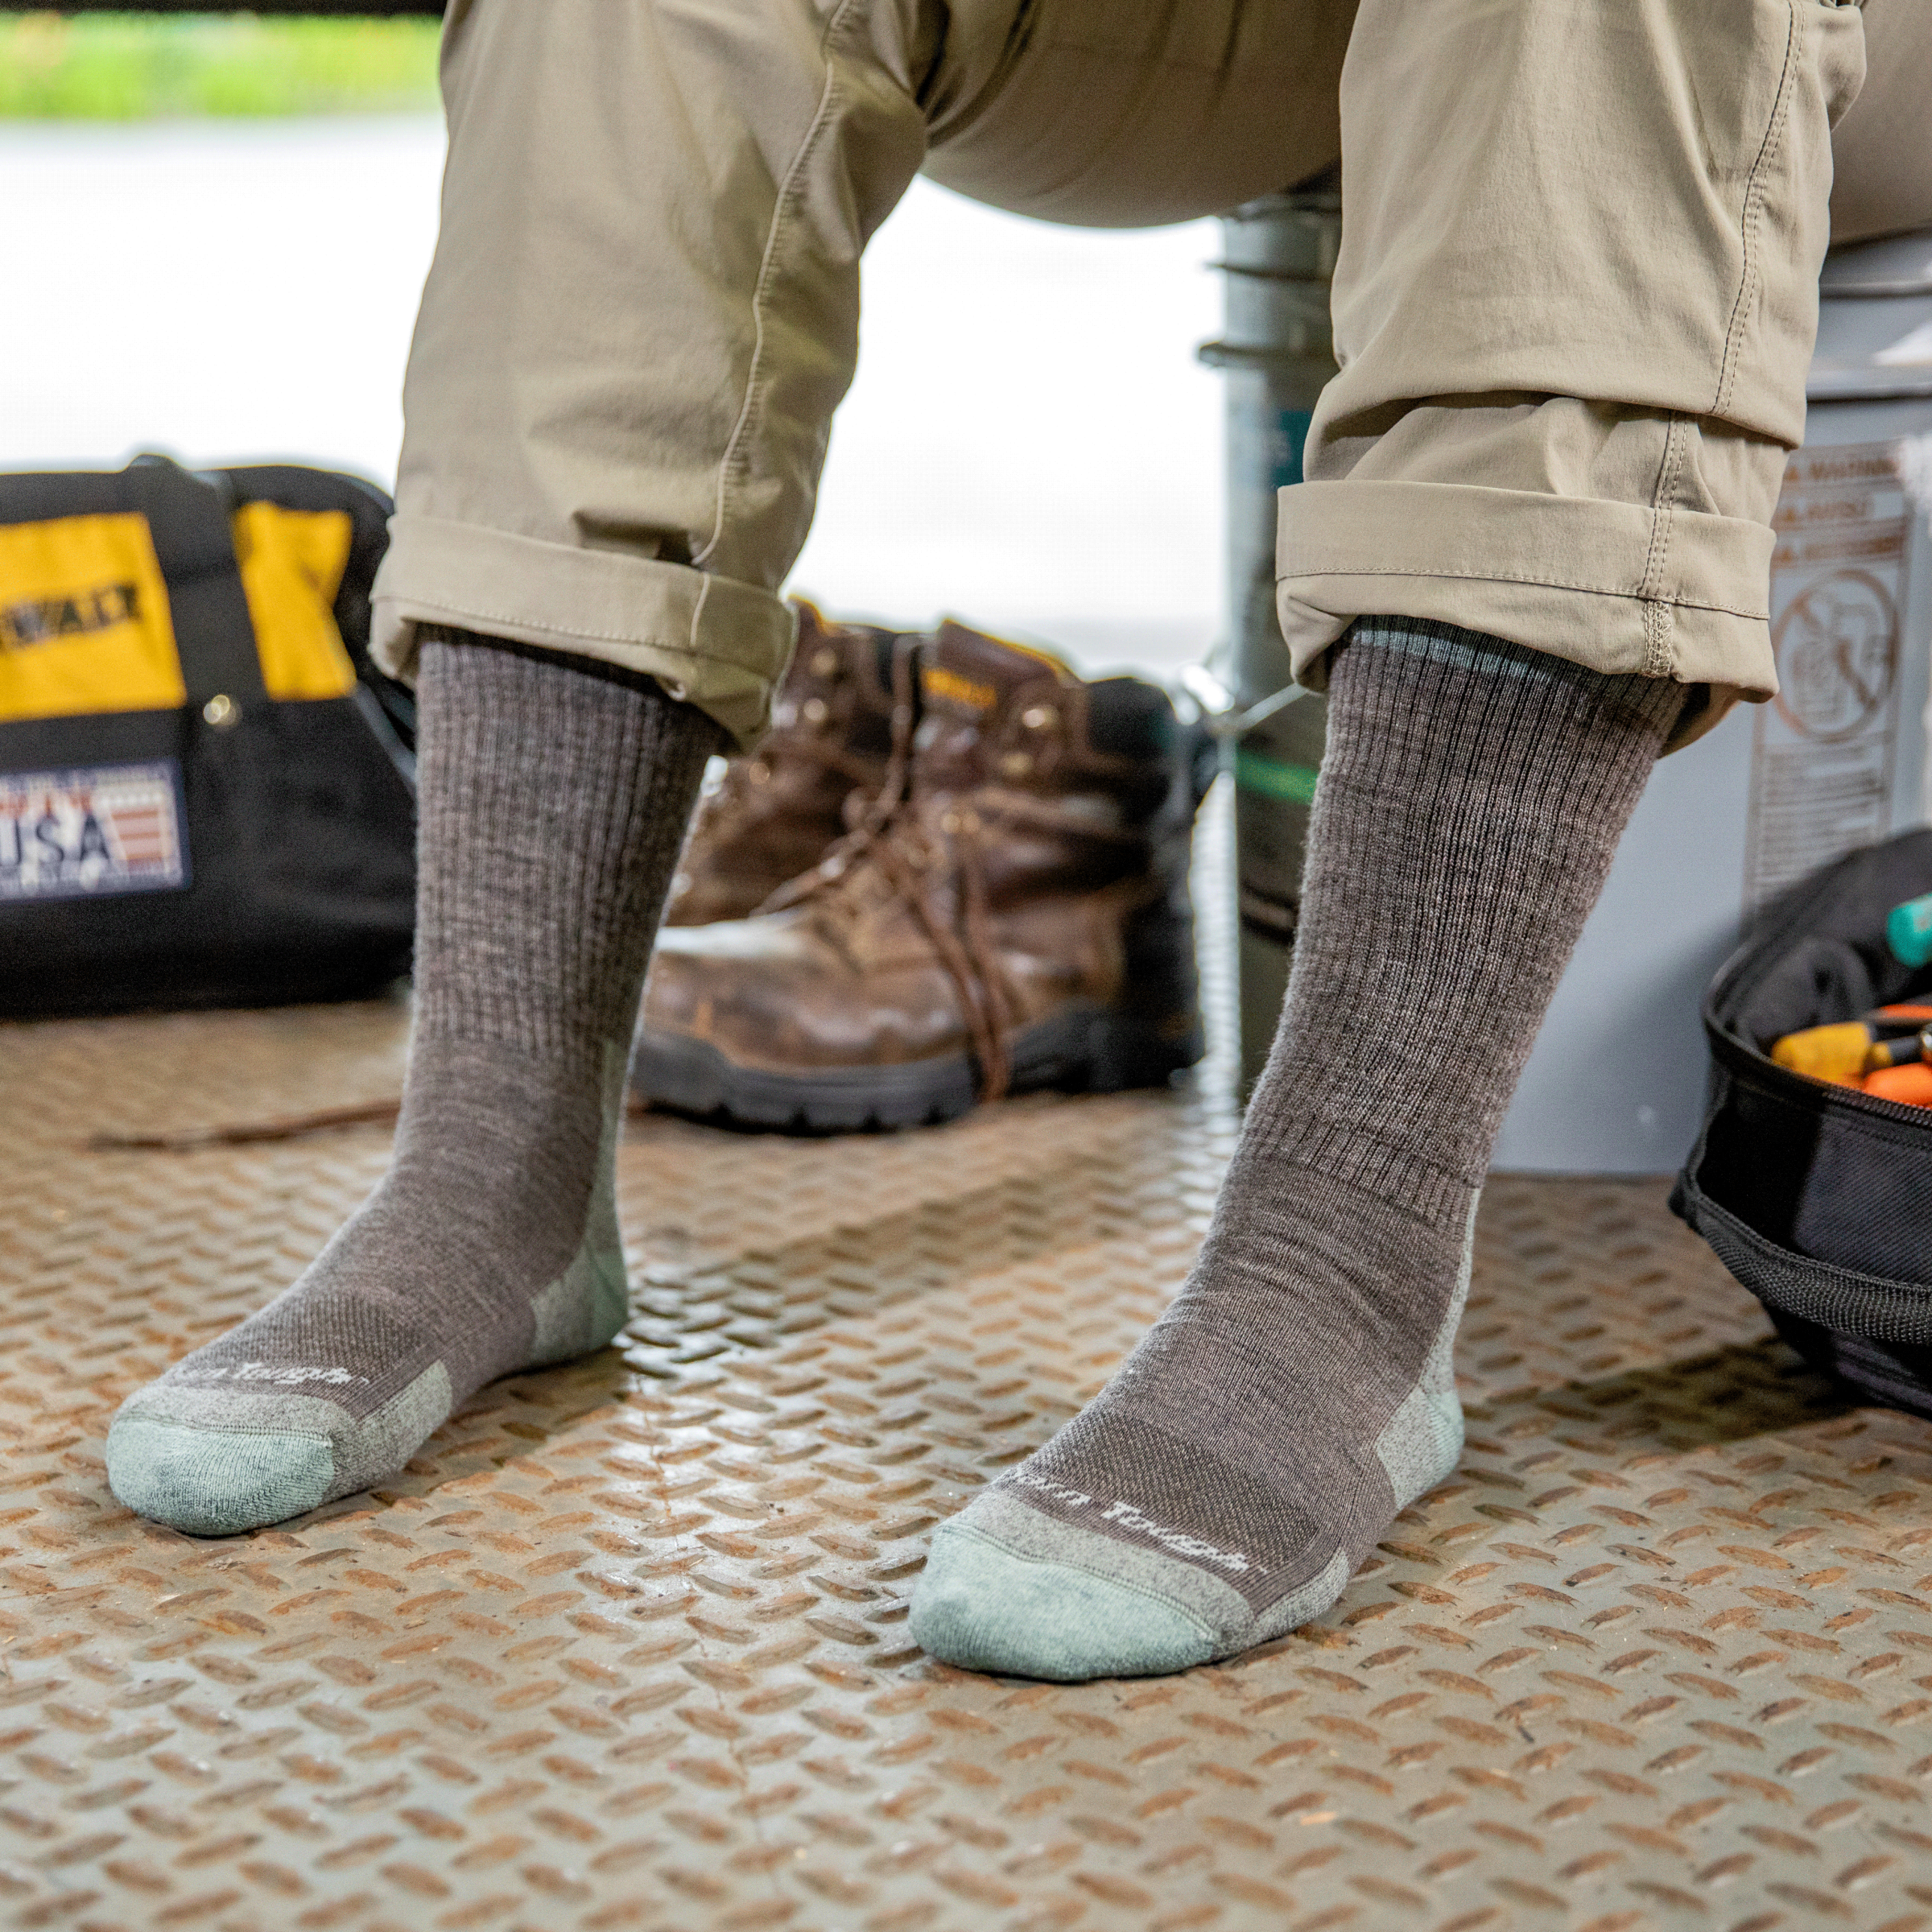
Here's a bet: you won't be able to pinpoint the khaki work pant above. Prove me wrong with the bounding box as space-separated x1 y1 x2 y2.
371 0 1932 752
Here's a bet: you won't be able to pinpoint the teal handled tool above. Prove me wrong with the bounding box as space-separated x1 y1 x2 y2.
1889 891 1932 968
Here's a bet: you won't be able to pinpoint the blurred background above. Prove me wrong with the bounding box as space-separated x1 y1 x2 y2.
0 11 1226 680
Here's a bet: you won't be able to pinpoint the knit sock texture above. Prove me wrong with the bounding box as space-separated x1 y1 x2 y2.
910 621 1684 1678
107 634 723 1535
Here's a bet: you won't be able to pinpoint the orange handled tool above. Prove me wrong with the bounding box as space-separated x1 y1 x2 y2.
1866 1062 1932 1107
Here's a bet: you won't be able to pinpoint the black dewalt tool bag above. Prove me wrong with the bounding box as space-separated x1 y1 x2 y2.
1673 828 1932 1419
0 455 415 1018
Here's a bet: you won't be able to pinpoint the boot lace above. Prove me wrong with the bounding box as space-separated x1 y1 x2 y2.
763 680 1146 1105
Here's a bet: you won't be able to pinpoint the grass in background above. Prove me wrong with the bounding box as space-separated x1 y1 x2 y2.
0 12 441 118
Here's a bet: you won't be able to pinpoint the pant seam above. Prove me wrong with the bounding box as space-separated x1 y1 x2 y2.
687 569 712 668
693 0 865 576
1639 419 1684 599
1713 0 1804 423
1640 415 1691 677
1642 1 1802 679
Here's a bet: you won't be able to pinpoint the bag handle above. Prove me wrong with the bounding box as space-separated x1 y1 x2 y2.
123 455 267 711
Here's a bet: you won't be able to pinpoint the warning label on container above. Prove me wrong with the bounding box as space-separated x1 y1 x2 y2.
1745 440 1916 914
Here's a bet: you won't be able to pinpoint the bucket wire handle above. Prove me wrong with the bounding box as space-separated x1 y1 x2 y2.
1177 662 1311 741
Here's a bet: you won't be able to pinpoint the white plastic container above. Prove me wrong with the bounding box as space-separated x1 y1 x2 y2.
1494 229 1932 1174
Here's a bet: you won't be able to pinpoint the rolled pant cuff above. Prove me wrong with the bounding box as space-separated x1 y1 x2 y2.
369 514 798 749
1275 481 1780 752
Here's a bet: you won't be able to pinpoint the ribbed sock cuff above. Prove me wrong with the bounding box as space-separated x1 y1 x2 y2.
410 636 721 1058
1244 617 1682 1226
1346 617 1687 739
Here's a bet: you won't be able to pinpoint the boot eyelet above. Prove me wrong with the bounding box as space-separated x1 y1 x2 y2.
810 648 840 678
1001 751 1033 778
803 697 831 726
1021 704 1057 732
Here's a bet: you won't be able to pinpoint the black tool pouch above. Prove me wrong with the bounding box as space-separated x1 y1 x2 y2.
1673 828 1932 1418
0 455 415 1018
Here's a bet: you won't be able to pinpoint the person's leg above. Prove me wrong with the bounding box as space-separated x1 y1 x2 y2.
368 0 1352 729
360 0 1359 720
107 0 940 1534
109 0 961 1535
910 627 1681 1675
1271 0 1869 752
910 0 1896 1677
1828 0 1932 246
363 0 940 739
920 0 1353 227
108 638 721 1532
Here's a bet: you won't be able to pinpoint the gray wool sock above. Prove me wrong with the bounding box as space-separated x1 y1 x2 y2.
910 621 1684 1678
107 634 723 1535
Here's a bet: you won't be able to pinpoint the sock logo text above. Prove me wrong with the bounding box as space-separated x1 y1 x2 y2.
1007 1468 1256 1575
184 1361 364 1389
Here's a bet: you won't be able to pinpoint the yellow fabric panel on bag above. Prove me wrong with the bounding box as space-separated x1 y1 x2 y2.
0 513 184 723
233 502 357 701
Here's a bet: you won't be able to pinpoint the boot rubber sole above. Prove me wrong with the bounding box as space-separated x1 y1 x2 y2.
632 1004 1204 1133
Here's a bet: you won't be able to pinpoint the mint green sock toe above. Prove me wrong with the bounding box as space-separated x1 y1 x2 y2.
106 1415 333 1538
910 1520 1218 1680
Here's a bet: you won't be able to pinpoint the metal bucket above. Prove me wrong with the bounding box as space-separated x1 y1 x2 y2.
1199 184 1343 1093
1492 226 1932 1172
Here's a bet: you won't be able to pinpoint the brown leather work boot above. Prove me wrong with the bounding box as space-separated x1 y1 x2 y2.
634 621 1208 1129
665 601 919 926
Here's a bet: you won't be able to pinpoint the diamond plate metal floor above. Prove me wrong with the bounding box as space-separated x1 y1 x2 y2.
6 865 1932 1931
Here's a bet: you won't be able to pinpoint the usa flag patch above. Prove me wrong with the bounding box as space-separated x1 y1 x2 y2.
0 760 188 901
